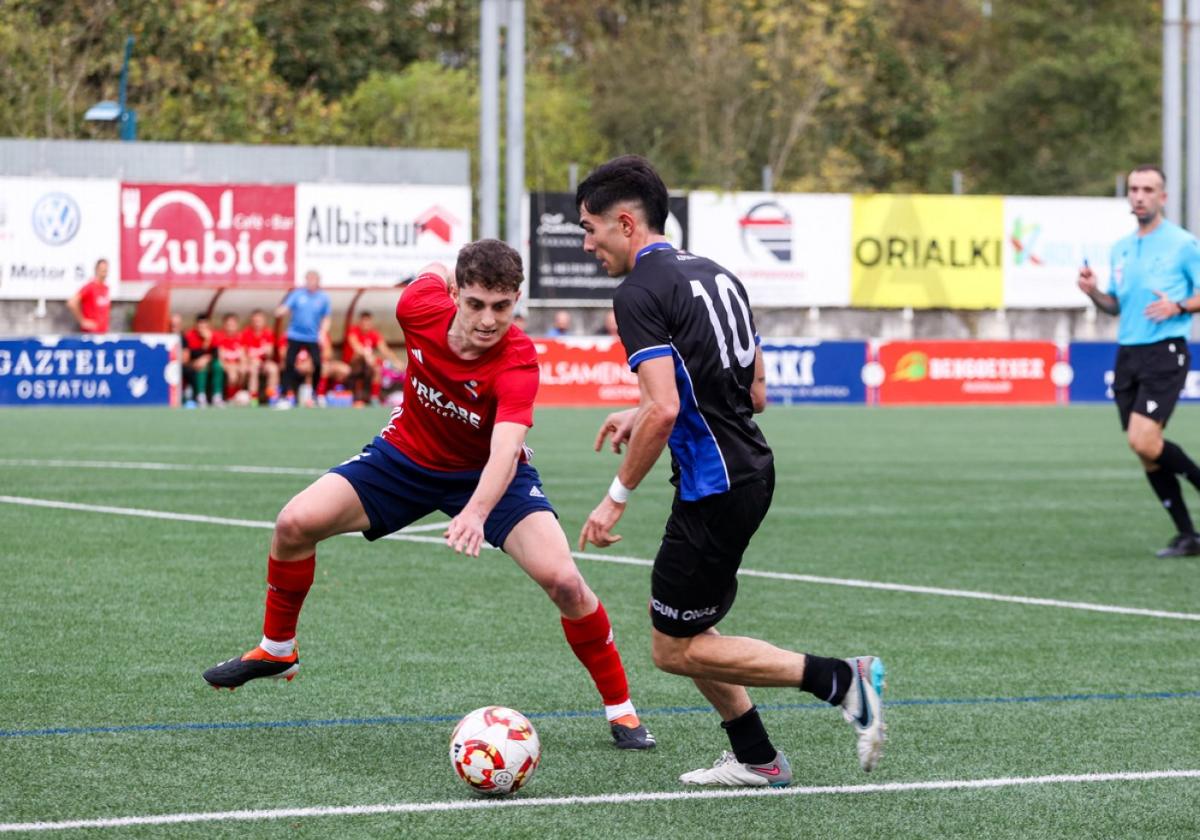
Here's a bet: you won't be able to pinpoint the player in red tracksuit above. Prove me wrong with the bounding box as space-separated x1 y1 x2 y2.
203 239 655 750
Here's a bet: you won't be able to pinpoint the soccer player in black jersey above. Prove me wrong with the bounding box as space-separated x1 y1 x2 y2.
575 155 887 786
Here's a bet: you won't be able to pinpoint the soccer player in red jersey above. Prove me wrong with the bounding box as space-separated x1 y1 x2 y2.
204 239 655 750
67 258 112 333
343 311 402 405
239 310 280 404
216 313 247 400
183 314 225 407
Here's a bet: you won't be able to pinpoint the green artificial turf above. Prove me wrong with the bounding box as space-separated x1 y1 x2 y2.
0 405 1197 838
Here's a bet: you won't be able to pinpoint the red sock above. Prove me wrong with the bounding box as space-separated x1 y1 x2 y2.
262 554 315 642
370 379 382 399
561 601 629 706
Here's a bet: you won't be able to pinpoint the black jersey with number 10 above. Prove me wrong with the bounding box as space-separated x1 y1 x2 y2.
613 245 773 501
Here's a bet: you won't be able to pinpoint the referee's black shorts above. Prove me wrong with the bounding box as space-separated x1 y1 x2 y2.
650 464 774 638
1113 338 1190 430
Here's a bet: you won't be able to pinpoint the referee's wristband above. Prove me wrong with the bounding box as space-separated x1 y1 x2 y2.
608 476 632 504
1176 300 1189 315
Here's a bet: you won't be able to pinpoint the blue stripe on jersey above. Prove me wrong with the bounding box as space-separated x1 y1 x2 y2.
629 344 673 369
668 345 730 500
636 242 674 262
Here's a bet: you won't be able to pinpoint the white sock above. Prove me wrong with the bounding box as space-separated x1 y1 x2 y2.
259 635 295 657
604 700 637 723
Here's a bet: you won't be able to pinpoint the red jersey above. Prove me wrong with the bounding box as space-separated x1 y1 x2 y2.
77 280 111 333
240 326 276 362
343 325 382 363
217 330 243 364
184 328 217 354
380 275 538 472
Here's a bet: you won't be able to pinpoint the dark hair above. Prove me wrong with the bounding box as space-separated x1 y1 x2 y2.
575 155 669 233
195 313 209 322
455 239 524 294
358 311 373 319
1130 164 1166 186
95 258 108 270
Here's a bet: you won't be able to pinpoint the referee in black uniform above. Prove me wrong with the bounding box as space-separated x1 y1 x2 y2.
574 155 887 787
1078 164 1200 558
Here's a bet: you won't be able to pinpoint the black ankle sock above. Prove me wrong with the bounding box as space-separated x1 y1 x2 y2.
1157 441 1200 490
800 654 853 706
721 705 776 765
1146 468 1195 534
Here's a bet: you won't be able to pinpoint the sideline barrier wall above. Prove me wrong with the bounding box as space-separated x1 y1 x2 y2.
1067 341 1200 404
534 338 1095 407
0 333 180 406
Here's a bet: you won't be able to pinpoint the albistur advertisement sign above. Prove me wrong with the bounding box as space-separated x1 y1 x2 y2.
295 184 471 288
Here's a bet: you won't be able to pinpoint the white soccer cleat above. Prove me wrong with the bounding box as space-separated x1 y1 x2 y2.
839 655 887 772
679 750 791 787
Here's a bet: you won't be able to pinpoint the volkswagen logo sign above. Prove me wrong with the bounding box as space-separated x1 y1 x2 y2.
32 192 81 245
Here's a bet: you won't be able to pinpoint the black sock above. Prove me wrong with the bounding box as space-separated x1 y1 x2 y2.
1146 468 1195 534
1157 441 1200 491
720 706 776 766
800 654 853 706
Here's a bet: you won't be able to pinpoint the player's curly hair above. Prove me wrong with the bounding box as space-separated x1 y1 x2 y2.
455 239 524 294
575 155 669 234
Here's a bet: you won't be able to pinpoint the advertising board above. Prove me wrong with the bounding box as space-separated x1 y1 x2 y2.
0 177 120 300
0 333 180 406
875 339 1063 404
119 183 295 286
295 184 471 287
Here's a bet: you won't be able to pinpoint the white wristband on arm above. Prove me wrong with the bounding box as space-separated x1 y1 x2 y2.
608 476 632 504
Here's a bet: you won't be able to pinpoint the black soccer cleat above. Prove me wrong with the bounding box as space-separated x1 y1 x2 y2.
203 646 299 689
1155 533 1200 558
610 721 657 750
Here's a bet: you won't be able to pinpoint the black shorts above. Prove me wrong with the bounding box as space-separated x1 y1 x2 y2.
1112 339 1190 430
650 464 775 638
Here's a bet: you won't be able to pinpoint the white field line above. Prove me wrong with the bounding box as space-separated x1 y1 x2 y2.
2 769 1197 833
0 458 319 476
3 495 1199 623
0 496 447 540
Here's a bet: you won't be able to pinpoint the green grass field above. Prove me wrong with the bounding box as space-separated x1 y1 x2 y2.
1 404 1197 838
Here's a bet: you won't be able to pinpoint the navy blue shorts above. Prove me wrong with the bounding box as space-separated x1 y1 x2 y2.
328 436 556 549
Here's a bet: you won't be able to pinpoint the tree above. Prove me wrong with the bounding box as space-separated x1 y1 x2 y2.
937 1 1161 195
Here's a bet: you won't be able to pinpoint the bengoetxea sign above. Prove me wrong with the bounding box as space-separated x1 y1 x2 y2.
875 340 1064 404
0 334 180 405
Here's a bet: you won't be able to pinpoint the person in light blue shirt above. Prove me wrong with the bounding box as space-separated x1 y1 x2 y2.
275 270 332 406
1078 164 1200 558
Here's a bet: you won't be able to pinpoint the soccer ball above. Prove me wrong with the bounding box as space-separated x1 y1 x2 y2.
449 706 540 796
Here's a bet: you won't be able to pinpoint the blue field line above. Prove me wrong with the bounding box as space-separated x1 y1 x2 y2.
2 689 1198 740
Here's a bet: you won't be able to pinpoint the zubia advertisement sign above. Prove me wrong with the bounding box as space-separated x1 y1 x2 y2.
0 334 181 406
874 340 1065 404
119 183 296 285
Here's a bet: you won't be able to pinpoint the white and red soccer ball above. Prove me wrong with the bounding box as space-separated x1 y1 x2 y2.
449 706 540 796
